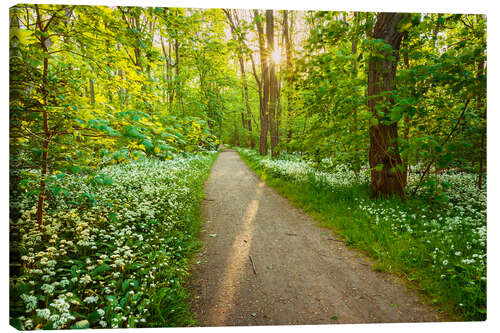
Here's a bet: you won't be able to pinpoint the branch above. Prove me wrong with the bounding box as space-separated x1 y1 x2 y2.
410 98 471 196
48 49 105 72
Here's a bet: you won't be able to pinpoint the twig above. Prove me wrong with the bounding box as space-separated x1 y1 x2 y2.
285 232 298 236
410 98 471 196
249 255 257 275
328 238 343 242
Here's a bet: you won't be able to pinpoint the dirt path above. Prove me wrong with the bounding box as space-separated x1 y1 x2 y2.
190 148 441 326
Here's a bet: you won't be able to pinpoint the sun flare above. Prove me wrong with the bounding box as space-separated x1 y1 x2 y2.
271 48 282 64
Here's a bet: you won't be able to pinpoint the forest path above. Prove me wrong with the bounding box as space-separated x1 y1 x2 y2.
189 147 441 326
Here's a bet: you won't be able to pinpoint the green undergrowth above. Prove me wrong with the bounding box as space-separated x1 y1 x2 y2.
10 151 218 329
236 147 486 322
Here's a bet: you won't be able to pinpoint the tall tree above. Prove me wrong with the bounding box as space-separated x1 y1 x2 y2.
223 9 254 148
254 10 269 155
367 12 408 198
266 10 279 157
283 10 293 142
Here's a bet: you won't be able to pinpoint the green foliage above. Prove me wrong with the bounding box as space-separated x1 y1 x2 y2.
9 4 225 219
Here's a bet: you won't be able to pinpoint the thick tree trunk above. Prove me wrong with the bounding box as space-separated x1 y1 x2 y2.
255 10 269 155
367 13 408 198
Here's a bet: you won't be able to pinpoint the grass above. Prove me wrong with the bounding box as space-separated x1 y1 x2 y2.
237 147 486 322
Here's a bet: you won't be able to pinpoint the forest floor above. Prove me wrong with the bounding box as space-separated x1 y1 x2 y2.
189 147 442 326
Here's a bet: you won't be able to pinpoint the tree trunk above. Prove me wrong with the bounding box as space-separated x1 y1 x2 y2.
238 57 254 147
477 59 486 190
249 52 264 150
266 10 279 157
283 10 293 143
367 13 408 198
34 5 54 228
174 38 185 115
89 77 95 105
351 12 361 178
255 10 269 155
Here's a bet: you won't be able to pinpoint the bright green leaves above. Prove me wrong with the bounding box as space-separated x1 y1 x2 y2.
92 173 113 186
362 38 397 62
10 27 35 46
123 125 143 139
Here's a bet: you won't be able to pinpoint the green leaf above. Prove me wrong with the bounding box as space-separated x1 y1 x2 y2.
72 320 89 329
91 264 111 277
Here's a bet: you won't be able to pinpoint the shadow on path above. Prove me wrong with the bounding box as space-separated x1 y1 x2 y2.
190 149 441 326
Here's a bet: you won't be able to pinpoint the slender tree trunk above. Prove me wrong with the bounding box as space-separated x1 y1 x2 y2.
34 5 55 228
89 77 95 105
241 105 246 129
249 52 264 150
255 10 269 155
238 58 254 147
223 9 255 148
174 38 185 115
351 12 361 178
477 59 486 190
266 10 279 157
169 42 174 107
277 74 282 142
367 12 408 198
160 35 173 107
283 10 293 143
401 38 412 175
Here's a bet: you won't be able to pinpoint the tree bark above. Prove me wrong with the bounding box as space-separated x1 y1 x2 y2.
34 5 57 228
266 10 279 157
351 12 361 178
174 38 185 115
476 59 486 190
255 10 269 155
89 77 95 105
283 10 293 143
367 12 408 198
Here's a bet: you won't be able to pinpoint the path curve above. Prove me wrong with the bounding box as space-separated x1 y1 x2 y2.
190 148 441 326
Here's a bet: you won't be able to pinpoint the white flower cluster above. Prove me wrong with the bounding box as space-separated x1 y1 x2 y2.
238 147 368 188
11 152 217 329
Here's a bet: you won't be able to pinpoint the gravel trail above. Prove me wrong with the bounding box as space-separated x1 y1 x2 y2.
190 148 441 326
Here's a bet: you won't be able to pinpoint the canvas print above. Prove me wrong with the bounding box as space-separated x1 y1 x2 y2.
9 2 486 329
